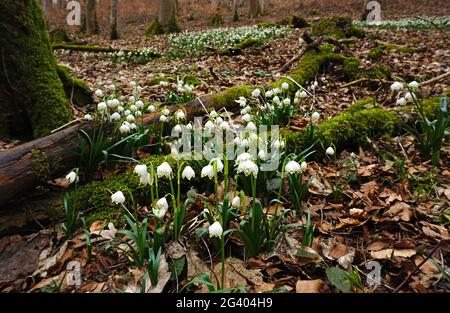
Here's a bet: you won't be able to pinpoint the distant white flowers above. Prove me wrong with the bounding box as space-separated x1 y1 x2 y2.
111 191 125 204
208 221 223 238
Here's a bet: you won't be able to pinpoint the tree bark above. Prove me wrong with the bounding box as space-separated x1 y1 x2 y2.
249 0 259 18
85 0 99 34
0 0 71 139
146 0 180 35
110 0 119 39
232 0 239 21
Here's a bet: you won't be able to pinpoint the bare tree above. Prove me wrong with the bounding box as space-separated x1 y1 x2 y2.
110 0 119 39
85 0 99 34
146 0 180 35
232 0 239 21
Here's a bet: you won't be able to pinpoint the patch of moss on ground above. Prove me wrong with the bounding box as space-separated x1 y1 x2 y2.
368 43 414 60
285 99 401 154
342 57 362 81
57 65 93 106
220 38 260 56
312 17 365 39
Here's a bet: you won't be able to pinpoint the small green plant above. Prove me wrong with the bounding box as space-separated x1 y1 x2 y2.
147 247 162 286
61 194 80 239
302 209 315 247
117 216 149 267
404 94 448 165
326 266 365 293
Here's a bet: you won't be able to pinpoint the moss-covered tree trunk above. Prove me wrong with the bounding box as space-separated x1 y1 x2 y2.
145 0 180 35
0 0 71 139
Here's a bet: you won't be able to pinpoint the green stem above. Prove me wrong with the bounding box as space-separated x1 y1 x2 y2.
220 235 225 290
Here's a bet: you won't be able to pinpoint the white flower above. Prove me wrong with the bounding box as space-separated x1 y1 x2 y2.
111 191 125 204
117 106 124 113
204 120 215 132
242 113 251 123
258 150 267 160
285 161 301 175
201 164 214 179
249 133 258 142
272 140 281 149
130 81 137 87
129 104 138 112
135 111 142 118
139 171 151 185
186 123 193 131
220 121 230 131
390 82 404 92
124 110 131 116
404 91 415 102
311 112 320 123
281 82 289 90
265 90 273 98
156 197 169 210
294 98 300 105
313 81 319 88
97 102 107 111
126 114 135 123
326 146 335 156
135 100 144 109
252 88 261 98
211 158 224 172
215 116 223 125
283 98 291 106
300 91 308 98
159 81 169 87
245 122 257 131
182 166 196 180
240 139 249 148
157 162 173 178
111 112 121 121
153 206 166 219
108 84 116 91
273 96 281 104
134 164 148 177
209 110 218 118
396 97 407 106
408 81 419 89
176 110 186 120
162 108 170 116
95 89 104 97
159 115 168 122
274 88 281 94
172 124 182 133
84 114 93 121
236 152 252 164
237 160 259 178
208 221 223 238
232 196 240 208
65 171 78 184
147 105 156 112
301 161 308 172
119 124 130 134
129 96 136 103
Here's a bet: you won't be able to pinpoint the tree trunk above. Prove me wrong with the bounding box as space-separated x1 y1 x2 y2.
110 0 119 40
232 0 239 21
85 0 99 34
145 0 180 35
0 0 71 139
249 0 259 18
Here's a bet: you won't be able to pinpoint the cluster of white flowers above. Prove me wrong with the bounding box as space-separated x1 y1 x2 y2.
285 160 308 175
169 25 291 57
391 81 420 106
356 16 450 30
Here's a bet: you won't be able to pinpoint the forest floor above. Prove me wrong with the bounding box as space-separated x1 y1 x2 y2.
0 18 449 293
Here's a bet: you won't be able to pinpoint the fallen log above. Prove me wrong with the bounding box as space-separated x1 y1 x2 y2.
0 40 343 207
0 95 237 207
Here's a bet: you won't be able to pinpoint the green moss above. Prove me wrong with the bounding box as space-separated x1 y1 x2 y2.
145 14 180 36
30 148 63 182
210 85 254 107
368 44 415 60
290 15 309 29
312 17 365 39
342 57 362 81
56 65 93 107
362 65 392 81
0 0 71 138
220 38 260 55
258 22 280 28
285 99 402 154
145 20 164 36
70 154 205 225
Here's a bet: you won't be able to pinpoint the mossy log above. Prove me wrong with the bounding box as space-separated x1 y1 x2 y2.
0 0 72 139
0 47 346 206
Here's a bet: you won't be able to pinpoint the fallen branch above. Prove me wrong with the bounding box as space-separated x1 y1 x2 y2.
422 71 450 86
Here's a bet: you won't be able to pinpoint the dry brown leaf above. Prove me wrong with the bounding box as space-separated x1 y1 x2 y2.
367 241 387 251
384 202 413 222
295 279 325 293
370 248 416 260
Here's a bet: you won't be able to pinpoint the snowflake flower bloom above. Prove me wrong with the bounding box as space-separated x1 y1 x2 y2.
285 161 301 175
396 97 407 106
111 112 121 121
95 89 104 97
201 164 214 179
97 102 107 112
281 82 289 90
182 166 195 180
390 82 404 92
65 171 78 184
84 114 93 121
408 81 419 89
111 191 125 204
311 112 320 123
237 160 259 178
209 221 223 238
326 146 335 156
252 88 261 98
176 110 186 120
157 162 173 179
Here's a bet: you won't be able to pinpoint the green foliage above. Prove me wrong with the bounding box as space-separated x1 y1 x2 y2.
342 57 362 81
49 29 72 43
0 0 71 138
61 194 80 239
326 267 365 293
147 247 162 286
117 216 150 267
56 65 93 106
368 43 414 60
31 148 62 182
